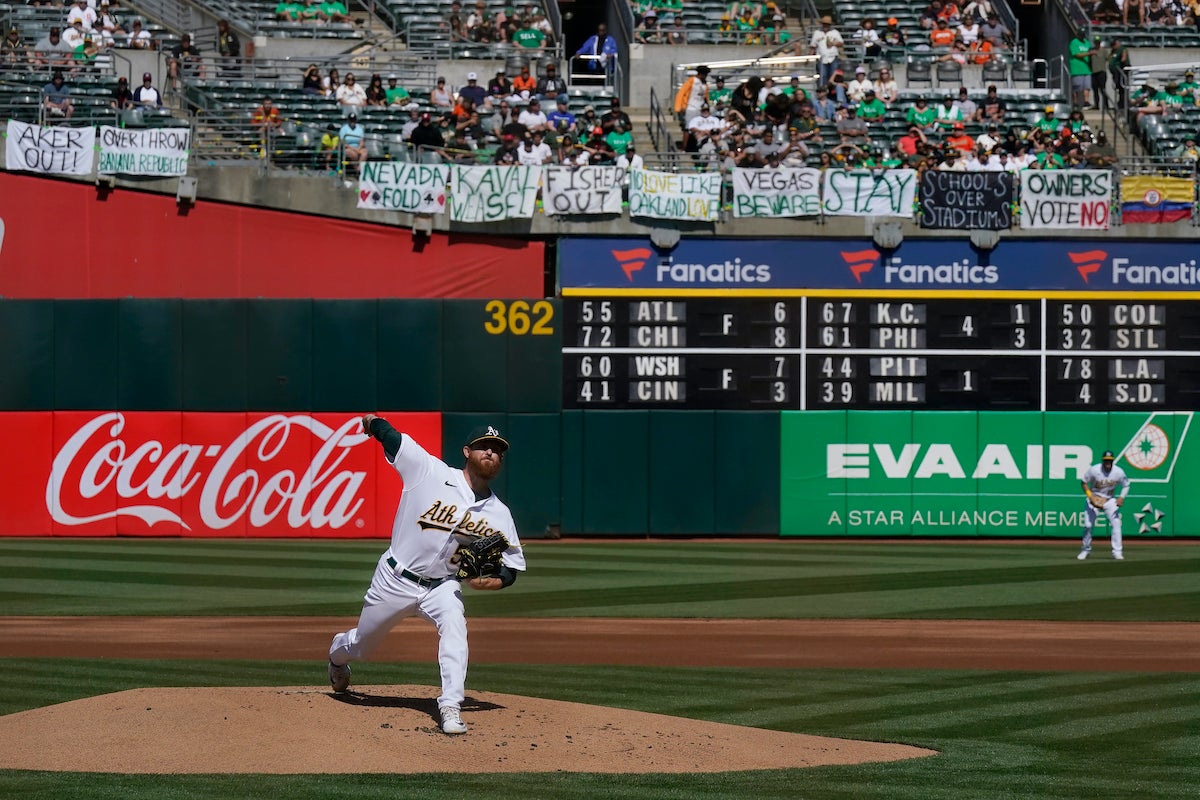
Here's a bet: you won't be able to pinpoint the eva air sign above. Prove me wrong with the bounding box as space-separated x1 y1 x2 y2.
781 411 1195 537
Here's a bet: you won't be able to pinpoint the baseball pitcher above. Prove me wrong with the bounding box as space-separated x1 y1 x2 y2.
1077 449 1130 561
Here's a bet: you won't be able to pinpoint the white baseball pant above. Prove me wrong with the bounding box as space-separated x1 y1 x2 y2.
1081 498 1123 558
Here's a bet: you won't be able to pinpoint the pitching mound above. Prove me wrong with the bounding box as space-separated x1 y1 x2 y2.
0 685 935 774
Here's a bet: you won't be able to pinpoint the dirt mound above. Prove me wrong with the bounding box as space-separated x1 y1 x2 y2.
0 685 935 774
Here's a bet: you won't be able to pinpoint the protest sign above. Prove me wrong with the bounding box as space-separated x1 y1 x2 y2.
542 166 624 215
628 168 721 222
732 167 821 218
357 162 448 213
919 171 1014 230
5 120 94 176
1019 169 1111 229
97 126 189 176
822 169 917 217
449 165 541 222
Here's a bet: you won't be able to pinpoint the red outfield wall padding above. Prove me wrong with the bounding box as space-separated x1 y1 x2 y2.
0 173 543 299
0 411 440 537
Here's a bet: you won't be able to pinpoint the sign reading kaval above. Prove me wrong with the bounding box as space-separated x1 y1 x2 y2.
97 125 189 176
449 165 541 222
5 120 95 175
358 162 448 213
919 171 1014 230
542 166 625 215
628 168 721 222
732 167 821 218
822 169 917 217
1020 169 1112 229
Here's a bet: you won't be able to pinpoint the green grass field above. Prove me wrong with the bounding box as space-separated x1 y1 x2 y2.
1 538 1197 799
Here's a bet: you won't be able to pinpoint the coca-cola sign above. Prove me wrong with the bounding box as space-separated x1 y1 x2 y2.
1 411 441 537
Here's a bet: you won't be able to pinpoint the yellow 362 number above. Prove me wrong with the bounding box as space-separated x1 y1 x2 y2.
483 300 555 335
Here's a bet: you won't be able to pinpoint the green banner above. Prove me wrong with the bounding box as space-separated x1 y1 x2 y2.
781 411 1196 537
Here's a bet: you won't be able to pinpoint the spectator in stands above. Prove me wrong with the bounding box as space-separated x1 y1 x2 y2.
828 71 849 105
946 121 975 153
846 66 873 102
302 64 323 95
337 73 367 115
857 89 887 121
512 16 546 48
895 125 927 159
954 86 977 119
635 9 661 44
1068 32 1095 109
42 70 74 119
1124 0 1145 24
431 75 453 108
577 103 599 134
962 0 995 22
488 99 517 140
937 146 966 170
546 94 576 136
837 105 869 144
536 63 566 102
1 26 25 65
778 125 811 162
96 2 124 46
217 19 240 77
338 113 367 176
127 19 152 49
32 27 70 68
665 13 688 45
854 18 883 59
735 4 761 43
601 97 631 134
67 0 98 34
456 71 486 108
881 17 906 48
320 0 350 23
975 121 1000 150
511 65 536 99
930 17 957 49
517 96 550 133
109 75 133 109
365 74 387 107
934 94 965 130
575 22 618 76
61 21 86 53
907 95 939 132
940 0 963 25
978 85 1006 122
873 66 898 105
132 71 162 107
167 33 203 88
493 133 519 164
810 85 836 121
616 141 642 170
674 65 711 123
409 110 444 150
761 3 789 45
448 14 468 42
252 95 283 147
71 33 102 70
727 142 766 168
323 67 341 96
1145 0 1174 24
276 0 303 21
921 0 944 29
685 103 724 151
583 126 617 164
809 16 843 88
466 1 488 39
517 131 553 164
605 119 632 156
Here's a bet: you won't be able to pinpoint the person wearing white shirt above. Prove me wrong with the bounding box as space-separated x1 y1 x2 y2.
874 67 899 104
937 151 967 170
959 20 980 45
517 98 549 132
962 151 985 170
126 19 151 48
846 67 874 103
61 22 86 49
335 73 367 115
518 130 553 164
686 104 725 135
976 125 1001 152
809 16 844 87
67 0 98 32
616 143 642 171
854 19 882 58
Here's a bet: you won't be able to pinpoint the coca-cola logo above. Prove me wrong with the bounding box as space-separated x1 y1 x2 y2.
47 413 370 531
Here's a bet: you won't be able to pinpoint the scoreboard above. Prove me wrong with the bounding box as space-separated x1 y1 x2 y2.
562 296 1200 410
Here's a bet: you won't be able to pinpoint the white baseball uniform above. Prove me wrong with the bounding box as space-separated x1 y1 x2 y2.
1079 460 1130 558
329 432 525 711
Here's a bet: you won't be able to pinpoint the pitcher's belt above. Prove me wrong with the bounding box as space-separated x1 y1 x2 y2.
386 556 451 589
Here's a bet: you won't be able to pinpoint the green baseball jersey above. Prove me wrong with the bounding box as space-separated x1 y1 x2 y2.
512 27 546 48
857 97 886 120
907 106 937 126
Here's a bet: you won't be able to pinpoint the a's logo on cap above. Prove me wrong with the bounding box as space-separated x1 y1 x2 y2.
486 426 500 437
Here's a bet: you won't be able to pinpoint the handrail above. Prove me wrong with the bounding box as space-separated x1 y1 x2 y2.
646 85 675 153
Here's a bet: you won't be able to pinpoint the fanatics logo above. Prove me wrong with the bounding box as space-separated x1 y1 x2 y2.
1067 249 1107 284
611 247 653 281
840 248 880 283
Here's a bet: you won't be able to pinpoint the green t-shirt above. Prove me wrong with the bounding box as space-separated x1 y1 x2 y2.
907 106 937 126
857 97 886 120
606 129 632 155
657 0 683 9
276 1 304 19
1176 80 1199 94
72 43 95 63
1036 151 1064 168
710 86 733 105
1068 38 1092 77
1153 91 1183 106
512 27 546 48
1034 115 1060 133
386 86 411 104
320 0 347 16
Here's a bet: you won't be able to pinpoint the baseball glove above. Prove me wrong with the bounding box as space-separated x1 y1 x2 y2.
452 533 509 580
1089 493 1108 509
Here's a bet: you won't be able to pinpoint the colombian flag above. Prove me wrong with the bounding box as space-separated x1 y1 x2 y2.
1121 175 1194 223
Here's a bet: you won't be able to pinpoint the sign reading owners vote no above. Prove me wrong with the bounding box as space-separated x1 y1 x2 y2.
1020 170 1112 230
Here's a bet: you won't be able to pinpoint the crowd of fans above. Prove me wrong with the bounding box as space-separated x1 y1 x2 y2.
273 0 351 24
628 1 792 45
1082 0 1200 26
440 1 556 48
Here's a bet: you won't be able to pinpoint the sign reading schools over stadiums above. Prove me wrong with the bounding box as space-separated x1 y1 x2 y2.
919 171 1013 230
557 237 1200 293
732 167 821 218
5 119 95 176
1020 169 1112 230
357 162 448 213
449 164 541 222
822 169 917 217
628 168 721 222
542 166 625 215
780 410 1197 537
97 125 189 176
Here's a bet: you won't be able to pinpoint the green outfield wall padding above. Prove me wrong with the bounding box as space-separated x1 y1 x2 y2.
441 301 508 412
377 300 443 411
582 410 650 534
503 413 561 536
506 300 563 413
648 411 716 535
118 299 181 411
714 411 780 535
559 409 584 534
0 300 53 410
245 300 313 411
181 301 247 411
55 300 119 411
313 301 378 413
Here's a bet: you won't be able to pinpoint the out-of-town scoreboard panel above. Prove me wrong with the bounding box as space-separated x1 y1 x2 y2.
562 297 1200 410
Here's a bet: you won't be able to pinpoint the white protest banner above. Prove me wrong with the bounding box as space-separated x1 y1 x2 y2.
449 165 542 222
357 162 448 213
542 166 625 215
628 168 721 222
821 169 917 217
732 167 821 218
5 120 95 176
1019 170 1112 230
97 125 189 176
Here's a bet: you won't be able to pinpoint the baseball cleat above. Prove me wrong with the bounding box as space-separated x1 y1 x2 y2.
1076 550 1089 560
1113 553 1124 560
440 705 467 735
328 660 351 693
